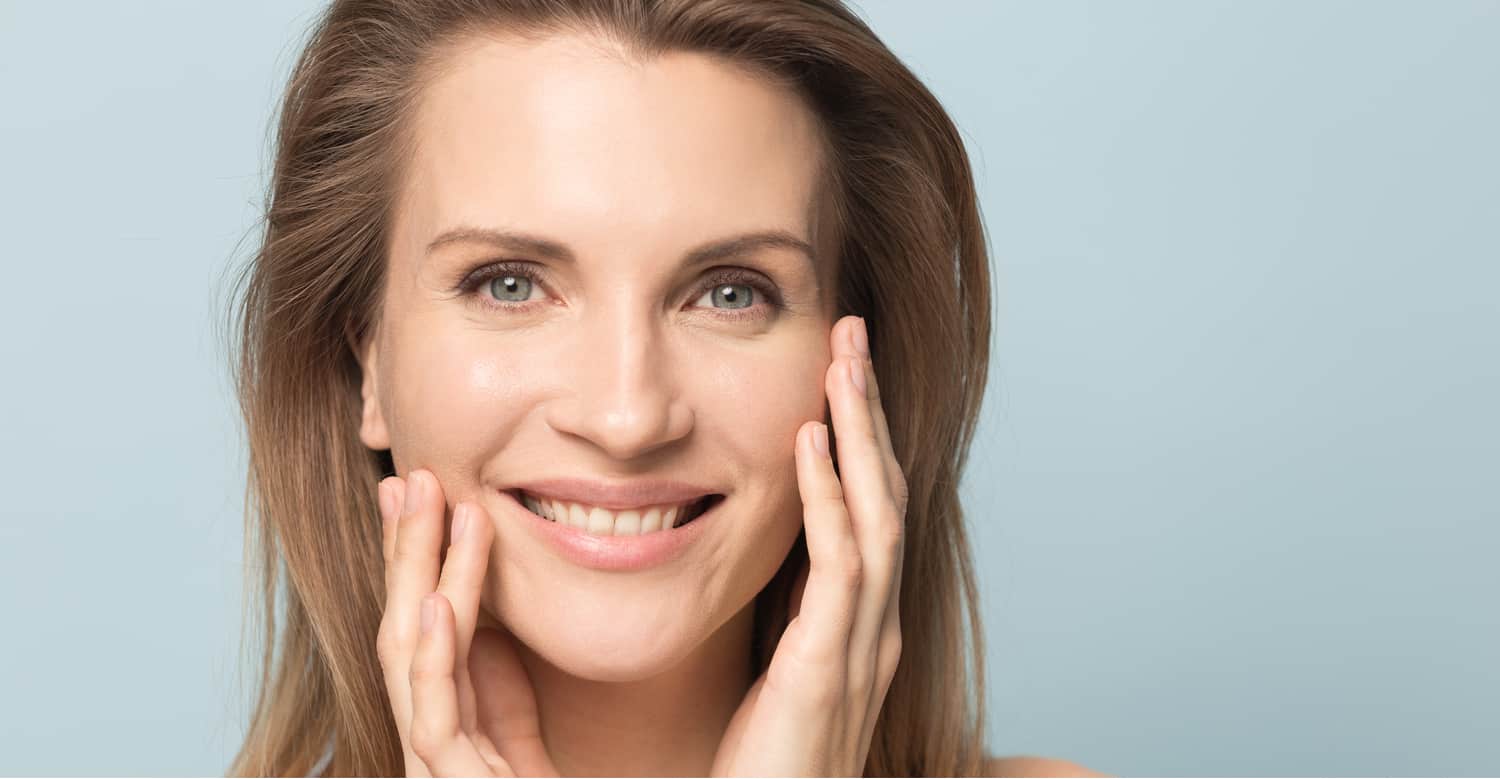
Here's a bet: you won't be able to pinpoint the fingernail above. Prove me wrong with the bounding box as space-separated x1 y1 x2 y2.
849 356 867 395
377 481 392 523
405 470 423 512
853 317 870 356
452 503 468 540
420 594 436 634
813 422 830 456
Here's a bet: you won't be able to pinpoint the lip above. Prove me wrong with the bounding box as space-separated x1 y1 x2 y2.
505 477 717 511
497 488 723 572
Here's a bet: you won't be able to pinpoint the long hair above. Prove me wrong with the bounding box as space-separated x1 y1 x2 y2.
222 0 993 774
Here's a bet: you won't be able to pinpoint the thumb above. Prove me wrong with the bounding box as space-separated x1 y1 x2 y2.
470 625 560 777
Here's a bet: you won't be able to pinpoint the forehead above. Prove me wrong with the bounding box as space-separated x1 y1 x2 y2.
393 31 830 270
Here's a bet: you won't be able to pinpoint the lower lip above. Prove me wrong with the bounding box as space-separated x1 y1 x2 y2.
497 490 720 572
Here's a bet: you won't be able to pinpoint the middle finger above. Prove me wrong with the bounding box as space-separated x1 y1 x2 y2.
436 500 495 733
828 320 903 698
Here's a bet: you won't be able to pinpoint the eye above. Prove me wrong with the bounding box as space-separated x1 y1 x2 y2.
453 261 547 310
484 269 539 304
699 283 752 310
689 269 786 321
455 261 786 321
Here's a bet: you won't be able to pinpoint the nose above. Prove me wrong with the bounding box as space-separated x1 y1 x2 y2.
545 308 694 461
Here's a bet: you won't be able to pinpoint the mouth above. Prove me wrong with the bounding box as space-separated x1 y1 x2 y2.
506 489 726 536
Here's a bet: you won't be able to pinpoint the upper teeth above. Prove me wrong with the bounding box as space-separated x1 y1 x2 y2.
519 491 702 536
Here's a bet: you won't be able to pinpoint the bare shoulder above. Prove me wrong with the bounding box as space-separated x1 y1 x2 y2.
983 754 1111 777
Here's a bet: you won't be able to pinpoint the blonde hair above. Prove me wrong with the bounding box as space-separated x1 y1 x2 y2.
223 0 993 774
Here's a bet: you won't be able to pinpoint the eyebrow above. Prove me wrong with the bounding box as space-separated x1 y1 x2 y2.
425 226 817 270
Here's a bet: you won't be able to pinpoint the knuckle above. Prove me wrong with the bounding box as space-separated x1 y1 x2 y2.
879 629 903 675
839 552 864 587
846 654 873 689
391 538 422 566
877 517 904 555
809 670 846 708
876 652 901 686
408 720 449 759
805 490 846 511
775 653 844 708
408 659 446 685
892 473 909 511
375 628 402 670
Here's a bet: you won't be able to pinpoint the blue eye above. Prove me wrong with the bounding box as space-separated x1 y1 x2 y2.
456 261 785 321
697 282 755 311
486 272 537 303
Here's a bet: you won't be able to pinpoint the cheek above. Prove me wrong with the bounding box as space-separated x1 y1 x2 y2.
710 350 825 440
702 343 827 497
387 331 530 461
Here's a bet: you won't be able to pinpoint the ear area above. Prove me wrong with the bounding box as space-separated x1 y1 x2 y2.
346 320 391 451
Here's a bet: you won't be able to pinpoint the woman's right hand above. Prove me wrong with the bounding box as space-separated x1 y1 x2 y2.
377 469 560 777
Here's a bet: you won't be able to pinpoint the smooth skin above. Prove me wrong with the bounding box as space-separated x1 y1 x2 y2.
357 34 844 775
376 316 906 776
360 29 1104 779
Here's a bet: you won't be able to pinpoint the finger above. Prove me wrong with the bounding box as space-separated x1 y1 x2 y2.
409 593 497 776
859 349 908 518
832 326 903 597
436 501 495 734
858 350 907 703
846 322 909 698
709 671 767 776
380 477 406 592
738 424 857 768
779 419 859 677
849 321 907 757
831 319 905 718
471 626 559 777
388 469 447 651
379 469 446 753
376 476 430 777
861 611 904 765
845 317 905 512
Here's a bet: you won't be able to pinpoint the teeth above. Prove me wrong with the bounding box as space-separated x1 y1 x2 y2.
519 492 706 536
586 507 613 534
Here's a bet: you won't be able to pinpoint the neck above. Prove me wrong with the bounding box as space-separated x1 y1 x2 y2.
514 600 757 777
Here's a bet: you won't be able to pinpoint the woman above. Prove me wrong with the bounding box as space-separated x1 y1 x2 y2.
225 0 1103 775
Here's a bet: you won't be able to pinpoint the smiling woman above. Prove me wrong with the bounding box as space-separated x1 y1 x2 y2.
220 0 1082 776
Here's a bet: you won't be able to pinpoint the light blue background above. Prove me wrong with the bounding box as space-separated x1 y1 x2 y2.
1 1 1495 775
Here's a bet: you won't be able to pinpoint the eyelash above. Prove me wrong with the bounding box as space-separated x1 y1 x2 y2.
455 260 787 321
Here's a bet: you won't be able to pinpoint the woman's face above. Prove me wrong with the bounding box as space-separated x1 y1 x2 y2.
356 31 837 681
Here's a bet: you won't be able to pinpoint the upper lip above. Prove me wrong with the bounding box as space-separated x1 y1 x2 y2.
506 478 719 511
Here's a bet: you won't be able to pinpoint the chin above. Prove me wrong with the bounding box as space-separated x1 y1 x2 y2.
533 637 691 683
501 583 726 683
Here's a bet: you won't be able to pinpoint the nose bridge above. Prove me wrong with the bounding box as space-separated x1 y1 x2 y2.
559 290 687 459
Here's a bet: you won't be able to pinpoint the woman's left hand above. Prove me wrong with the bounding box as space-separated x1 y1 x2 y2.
710 316 909 777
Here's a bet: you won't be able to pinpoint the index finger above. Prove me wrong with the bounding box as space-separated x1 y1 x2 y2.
380 476 405 570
